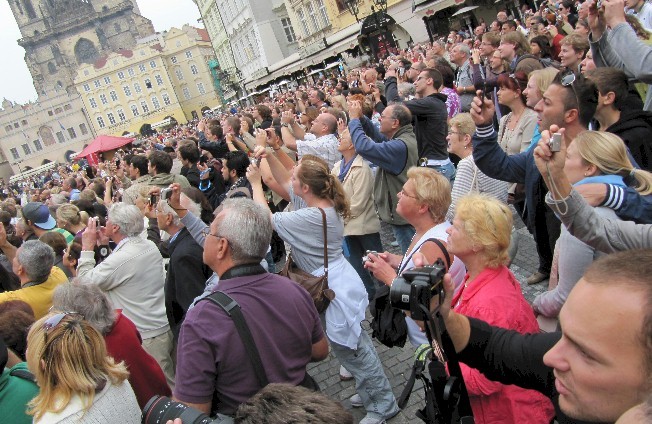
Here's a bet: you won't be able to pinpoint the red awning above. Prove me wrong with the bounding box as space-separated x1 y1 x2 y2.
75 135 135 159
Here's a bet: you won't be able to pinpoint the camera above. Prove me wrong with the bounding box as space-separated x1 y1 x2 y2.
250 157 259 167
549 132 562 152
362 250 378 264
160 188 173 200
142 396 217 424
389 261 446 321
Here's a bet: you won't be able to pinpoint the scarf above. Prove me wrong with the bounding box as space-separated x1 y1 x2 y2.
338 155 357 183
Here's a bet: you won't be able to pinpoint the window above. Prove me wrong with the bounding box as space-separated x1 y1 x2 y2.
140 100 149 113
162 93 171 105
197 82 206 95
10 148 19 160
99 94 108 105
109 90 118 101
117 109 126 121
123 85 132 96
68 127 77 138
83 83 91 92
94 80 101 88
134 82 142 93
56 131 65 143
21 119 28 126
22 143 32 155
297 8 310 36
104 76 111 85
171 56 178 64
175 68 184 81
155 74 164 86
80 123 88 135
307 1 319 31
316 0 330 27
114 22 121 33
150 60 157 68
281 17 297 43
128 68 135 77
185 50 193 58
131 104 139 117
64 104 72 111
117 71 125 80
151 96 161 109
190 64 199 75
138 64 146 72
182 86 191 100
89 98 98 108
107 112 116 125
13 122 19 128
33 139 43 151
54 107 63 114
96 116 105 128
5 125 12 132
48 110 54 116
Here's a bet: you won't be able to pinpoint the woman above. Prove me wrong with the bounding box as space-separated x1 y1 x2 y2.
332 120 383 300
446 194 554 424
529 35 552 61
26 312 141 423
39 232 72 279
580 49 596 75
55 204 86 242
51 282 171 409
533 131 652 318
445 114 508 222
247 153 400 424
364 167 466 347
434 62 461 119
62 242 82 278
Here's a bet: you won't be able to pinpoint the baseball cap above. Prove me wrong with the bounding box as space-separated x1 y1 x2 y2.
22 202 56 230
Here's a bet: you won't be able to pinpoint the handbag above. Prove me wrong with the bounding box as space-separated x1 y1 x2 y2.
278 207 335 314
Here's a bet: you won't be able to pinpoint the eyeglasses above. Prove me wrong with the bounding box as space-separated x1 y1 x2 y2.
448 130 463 136
398 188 418 199
201 229 227 242
43 312 83 344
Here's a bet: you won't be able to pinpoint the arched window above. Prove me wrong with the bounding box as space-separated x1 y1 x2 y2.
39 126 56 147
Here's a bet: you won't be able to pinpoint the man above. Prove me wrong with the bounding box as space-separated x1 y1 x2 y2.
589 0 652 111
625 0 652 30
156 196 211 337
281 111 340 170
501 19 518 34
470 72 597 285
177 143 201 188
348 101 419 253
61 177 80 201
198 118 229 158
403 60 426 84
439 248 652 424
148 150 190 189
450 43 475 112
479 31 501 68
559 33 589 74
308 89 328 109
122 154 152 205
586 67 652 170
499 31 544 77
77 203 175 387
173 198 328 418
21 202 73 244
0 240 67 318
384 66 454 181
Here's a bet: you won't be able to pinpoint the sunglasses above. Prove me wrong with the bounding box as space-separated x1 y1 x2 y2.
43 312 84 344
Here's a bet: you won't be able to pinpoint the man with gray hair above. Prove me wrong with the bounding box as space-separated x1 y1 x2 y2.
77 202 175 388
0 240 67 318
155 195 211 337
173 198 328 419
450 43 475 112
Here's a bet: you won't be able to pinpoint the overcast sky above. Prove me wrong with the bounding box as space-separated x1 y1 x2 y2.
0 0 201 105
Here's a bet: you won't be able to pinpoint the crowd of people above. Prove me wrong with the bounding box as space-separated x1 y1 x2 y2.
0 0 651 423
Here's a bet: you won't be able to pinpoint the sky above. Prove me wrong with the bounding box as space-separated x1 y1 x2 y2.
0 0 202 105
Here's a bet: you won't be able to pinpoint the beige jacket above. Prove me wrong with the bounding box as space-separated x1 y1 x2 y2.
332 155 380 236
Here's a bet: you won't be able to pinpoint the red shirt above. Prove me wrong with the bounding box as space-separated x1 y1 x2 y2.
452 266 554 424
104 310 171 408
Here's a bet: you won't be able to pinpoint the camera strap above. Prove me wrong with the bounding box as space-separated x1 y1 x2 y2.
201 290 269 388
398 238 451 275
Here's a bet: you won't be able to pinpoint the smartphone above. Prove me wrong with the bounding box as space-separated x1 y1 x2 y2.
149 194 158 206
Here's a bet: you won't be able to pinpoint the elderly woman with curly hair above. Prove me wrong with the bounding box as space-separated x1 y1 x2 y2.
26 312 141 423
446 194 554 424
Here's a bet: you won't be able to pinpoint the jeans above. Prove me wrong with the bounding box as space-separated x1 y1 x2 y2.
330 330 400 420
344 233 384 300
391 224 416 255
428 161 456 183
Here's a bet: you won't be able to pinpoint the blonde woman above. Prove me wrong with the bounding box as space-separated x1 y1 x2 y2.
26 312 140 423
447 194 554 424
445 114 508 221
55 204 86 241
533 131 652 318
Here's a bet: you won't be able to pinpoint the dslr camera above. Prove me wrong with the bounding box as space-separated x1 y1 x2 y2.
142 396 226 424
389 261 446 321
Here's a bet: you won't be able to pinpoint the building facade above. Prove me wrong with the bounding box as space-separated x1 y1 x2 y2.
7 0 155 95
74 25 221 136
0 92 93 179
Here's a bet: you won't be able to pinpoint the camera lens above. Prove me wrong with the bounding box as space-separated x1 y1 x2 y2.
142 396 214 424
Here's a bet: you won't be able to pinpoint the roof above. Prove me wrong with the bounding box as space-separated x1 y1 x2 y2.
196 28 210 42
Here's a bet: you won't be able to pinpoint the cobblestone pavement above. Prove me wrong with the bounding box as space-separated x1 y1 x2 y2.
307 211 550 423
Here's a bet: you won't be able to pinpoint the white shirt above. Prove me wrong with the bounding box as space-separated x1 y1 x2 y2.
627 1 652 31
296 133 341 170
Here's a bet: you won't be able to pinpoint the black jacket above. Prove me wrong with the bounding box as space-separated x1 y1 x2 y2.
606 110 652 171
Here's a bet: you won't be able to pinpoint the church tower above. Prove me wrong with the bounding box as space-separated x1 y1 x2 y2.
7 0 155 94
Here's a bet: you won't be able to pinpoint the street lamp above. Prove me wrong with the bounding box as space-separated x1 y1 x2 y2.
344 0 361 22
